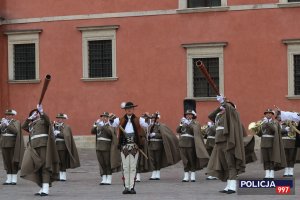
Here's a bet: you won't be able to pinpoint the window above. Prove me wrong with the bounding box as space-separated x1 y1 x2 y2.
288 0 300 2
5 30 41 82
282 39 300 98
178 0 227 9
188 0 221 8
182 42 227 100
78 25 119 81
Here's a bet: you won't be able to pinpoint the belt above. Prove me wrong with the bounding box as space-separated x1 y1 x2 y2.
282 137 296 140
149 139 163 142
216 126 224 130
2 133 15 137
55 138 65 142
181 134 194 138
97 137 112 142
207 136 215 139
31 134 48 140
262 135 274 138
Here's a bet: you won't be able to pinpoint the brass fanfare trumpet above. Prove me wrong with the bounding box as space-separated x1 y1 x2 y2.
248 120 264 135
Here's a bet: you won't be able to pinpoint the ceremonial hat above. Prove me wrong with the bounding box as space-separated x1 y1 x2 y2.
56 113 68 119
264 109 275 115
100 112 110 117
5 109 17 116
120 102 138 109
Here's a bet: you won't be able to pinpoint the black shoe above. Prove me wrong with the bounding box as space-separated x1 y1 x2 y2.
191 180 195 182
34 193 41 196
122 188 130 194
40 193 48 196
226 190 236 194
182 180 189 182
99 182 105 185
60 179 66 182
219 190 228 193
155 178 160 180
149 178 156 180
130 188 136 194
2 183 11 185
11 182 17 185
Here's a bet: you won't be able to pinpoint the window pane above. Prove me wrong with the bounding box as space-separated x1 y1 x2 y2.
294 55 300 95
187 0 221 8
88 40 112 78
288 0 300 2
14 43 36 80
193 57 219 97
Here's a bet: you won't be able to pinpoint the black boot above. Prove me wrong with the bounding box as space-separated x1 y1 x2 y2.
122 188 130 194
130 188 136 194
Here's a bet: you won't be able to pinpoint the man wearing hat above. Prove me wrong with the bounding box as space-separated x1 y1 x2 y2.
118 102 146 194
176 110 209 182
21 104 59 196
257 109 286 179
91 112 121 185
206 96 246 194
53 113 80 181
148 112 180 180
0 109 24 185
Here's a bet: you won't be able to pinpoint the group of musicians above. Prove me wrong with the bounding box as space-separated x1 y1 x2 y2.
0 96 299 196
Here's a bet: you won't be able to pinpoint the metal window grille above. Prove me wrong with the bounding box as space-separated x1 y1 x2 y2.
88 40 113 78
187 0 221 8
294 55 300 95
13 43 36 80
193 57 219 97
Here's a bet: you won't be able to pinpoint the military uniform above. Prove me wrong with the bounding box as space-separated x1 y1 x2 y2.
176 110 209 182
257 109 286 179
148 114 181 180
206 101 246 194
92 112 117 185
0 110 24 185
53 113 80 181
21 107 59 196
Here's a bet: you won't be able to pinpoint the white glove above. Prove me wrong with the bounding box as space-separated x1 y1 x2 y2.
216 95 225 104
29 111 38 120
150 132 156 138
219 106 225 110
207 121 213 127
96 119 104 127
262 117 269 123
285 127 290 132
37 104 43 114
180 117 188 126
53 130 60 136
1 118 9 126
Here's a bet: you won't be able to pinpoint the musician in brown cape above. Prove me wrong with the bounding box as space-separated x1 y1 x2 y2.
21 104 59 196
148 112 181 180
257 109 286 179
91 112 121 185
53 113 80 181
176 110 209 182
0 109 24 185
206 96 246 194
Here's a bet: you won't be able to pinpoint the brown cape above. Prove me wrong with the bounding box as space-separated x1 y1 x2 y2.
5 120 25 170
60 124 80 169
98 127 121 176
20 126 60 187
243 135 257 164
206 103 246 181
261 122 287 171
188 120 210 170
149 124 181 170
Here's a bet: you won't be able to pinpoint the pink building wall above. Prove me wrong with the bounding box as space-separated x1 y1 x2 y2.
1 1 300 135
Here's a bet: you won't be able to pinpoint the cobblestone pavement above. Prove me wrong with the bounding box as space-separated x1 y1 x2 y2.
0 148 298 200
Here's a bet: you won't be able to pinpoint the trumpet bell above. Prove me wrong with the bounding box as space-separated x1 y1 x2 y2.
248 122 257 131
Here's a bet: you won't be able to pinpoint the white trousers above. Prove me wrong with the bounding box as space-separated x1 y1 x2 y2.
121 145 139 190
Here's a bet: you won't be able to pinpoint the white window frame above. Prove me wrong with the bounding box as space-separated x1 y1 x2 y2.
278 0 300 7
182 42 227 101
283 39 300 99
178 0 228 12
5 30 41 83
78 25 119 82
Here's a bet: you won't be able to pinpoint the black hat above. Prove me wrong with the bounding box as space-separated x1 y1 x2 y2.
100 112 110 117
56 113 68 119
264 109 275 115
120 102 138 109
5 109 17 116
